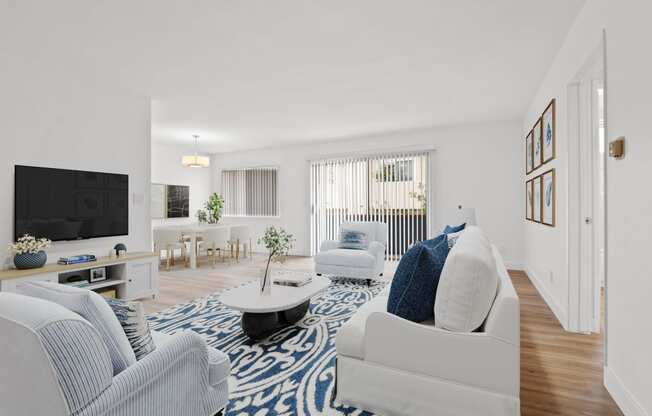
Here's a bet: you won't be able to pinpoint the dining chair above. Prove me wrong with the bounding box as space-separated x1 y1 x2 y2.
198 227 231 267
153 228 188 270
228 225 252 261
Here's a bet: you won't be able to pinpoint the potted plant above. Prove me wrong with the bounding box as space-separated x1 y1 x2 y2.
258 226 294 295
8 234 52 270
197 193 224 224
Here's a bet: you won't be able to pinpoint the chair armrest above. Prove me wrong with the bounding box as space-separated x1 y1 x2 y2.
78 331 225 416
320 240 339 251
364 311 519 397
367 241 385 258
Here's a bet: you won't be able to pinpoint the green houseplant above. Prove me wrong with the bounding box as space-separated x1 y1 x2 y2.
8 234 51 270
196 193 224 224
258 226 295 295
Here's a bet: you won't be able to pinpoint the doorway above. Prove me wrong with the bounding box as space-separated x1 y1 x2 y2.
568 41 606 334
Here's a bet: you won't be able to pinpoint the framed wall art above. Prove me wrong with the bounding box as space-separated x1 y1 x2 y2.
526 179 533 221
542 169 556 226
532 117 543 171
525 130 534 174
532 175 542 223
542 99 556 164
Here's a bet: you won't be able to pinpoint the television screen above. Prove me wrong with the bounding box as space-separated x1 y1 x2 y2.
14 165 129 241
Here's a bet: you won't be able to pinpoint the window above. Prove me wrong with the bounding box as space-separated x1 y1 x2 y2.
222 167 278 217
310 152 429 259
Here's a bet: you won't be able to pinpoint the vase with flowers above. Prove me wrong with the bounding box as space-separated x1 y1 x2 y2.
258 226 294 295
8 234 52 270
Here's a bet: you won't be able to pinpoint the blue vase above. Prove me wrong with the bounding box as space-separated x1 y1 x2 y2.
14 251 47 270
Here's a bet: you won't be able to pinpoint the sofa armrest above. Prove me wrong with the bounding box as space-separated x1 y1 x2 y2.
363 311 519 397
320 240 339 251
78 331 227 416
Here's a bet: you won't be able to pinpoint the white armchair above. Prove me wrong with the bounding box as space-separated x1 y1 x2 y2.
314 221 387 284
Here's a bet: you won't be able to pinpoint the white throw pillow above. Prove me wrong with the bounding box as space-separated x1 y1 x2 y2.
20 281 137 375
434 228 498 332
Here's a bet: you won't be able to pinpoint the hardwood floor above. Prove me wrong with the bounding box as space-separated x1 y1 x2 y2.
143 255 622 416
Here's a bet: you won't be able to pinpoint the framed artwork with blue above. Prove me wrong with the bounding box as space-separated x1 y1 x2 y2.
532 117 543 171
542 169 556 226
542 99 556 164
525 130 534 174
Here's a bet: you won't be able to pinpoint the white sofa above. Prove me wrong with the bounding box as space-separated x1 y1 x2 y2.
335 227 520 415
314 221 387 283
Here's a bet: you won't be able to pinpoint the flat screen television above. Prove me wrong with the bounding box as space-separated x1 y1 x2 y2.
14 165 129 241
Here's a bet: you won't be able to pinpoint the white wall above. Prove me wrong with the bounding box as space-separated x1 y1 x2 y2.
211 121 524 267
0 6 151 267
523 1 652 414
151 142 212 227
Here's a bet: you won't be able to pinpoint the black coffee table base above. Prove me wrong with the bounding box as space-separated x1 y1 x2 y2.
241 300 310 340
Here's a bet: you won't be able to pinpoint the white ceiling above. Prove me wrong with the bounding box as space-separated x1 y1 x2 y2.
6 1 586 153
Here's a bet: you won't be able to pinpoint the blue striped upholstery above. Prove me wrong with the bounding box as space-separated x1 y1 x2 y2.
37 320 113 414
20 281 137 375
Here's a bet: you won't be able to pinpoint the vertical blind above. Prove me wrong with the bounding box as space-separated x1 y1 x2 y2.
310 151 429 259
222 167 279 217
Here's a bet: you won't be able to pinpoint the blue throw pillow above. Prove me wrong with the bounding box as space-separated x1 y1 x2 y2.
338 229 369 250
443 223 466 234
387 240 450 322
422 233 446 249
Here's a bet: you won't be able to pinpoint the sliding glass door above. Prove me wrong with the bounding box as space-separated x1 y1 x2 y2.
310 152 429 259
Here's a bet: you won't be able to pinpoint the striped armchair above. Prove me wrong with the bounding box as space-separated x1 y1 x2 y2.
0 292 229 416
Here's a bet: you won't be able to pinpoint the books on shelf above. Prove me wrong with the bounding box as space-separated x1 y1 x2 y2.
273 274 313 287
58 255 97 265
65 280 89 288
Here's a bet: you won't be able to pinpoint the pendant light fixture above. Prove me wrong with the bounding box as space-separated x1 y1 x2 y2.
182 134 210 168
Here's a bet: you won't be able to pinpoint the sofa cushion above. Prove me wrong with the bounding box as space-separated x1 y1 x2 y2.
336 295 388 359
387 241 449 322
314 248 376 268
106 298 156 361
20 281 137 375
421 233 447 249
443 223 466 234
338 229 369 250
151 330 230 387
434 227 499 332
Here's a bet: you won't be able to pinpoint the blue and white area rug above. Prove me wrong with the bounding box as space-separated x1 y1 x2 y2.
148 280 386 416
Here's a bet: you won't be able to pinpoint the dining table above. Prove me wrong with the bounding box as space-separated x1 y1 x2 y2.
153 223 238 269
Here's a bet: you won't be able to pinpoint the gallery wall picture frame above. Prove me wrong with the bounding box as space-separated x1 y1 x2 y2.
542 99 556 164
541 168 556 226
532 175 542 223
526 179 534 221
532 117 543 171
525 130 534 174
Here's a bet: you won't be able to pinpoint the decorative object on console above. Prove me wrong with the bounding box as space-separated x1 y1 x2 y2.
387 240 449 322
106 298 156 361
542 99 556 164
532 117 543 170
114 243 127 256
58 254 97 265
258 226 295 295
525 129 534 174
338 229 369 250
542 169 556 226
90 267 107 283
182 134 210 168
7 234 51 270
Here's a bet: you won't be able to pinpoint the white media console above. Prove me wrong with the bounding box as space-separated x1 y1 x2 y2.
0 252 159 300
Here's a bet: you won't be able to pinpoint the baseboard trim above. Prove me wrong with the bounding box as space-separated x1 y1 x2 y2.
604 366 648 416
523 267 568 331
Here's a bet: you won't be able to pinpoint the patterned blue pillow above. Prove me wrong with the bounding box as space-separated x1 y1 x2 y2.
338 229 369 250
422 233 447 249
106 298 156 361
443 223 466 234
387 240 450 322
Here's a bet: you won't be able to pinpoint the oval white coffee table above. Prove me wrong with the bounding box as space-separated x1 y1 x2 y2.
220 275 331 340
